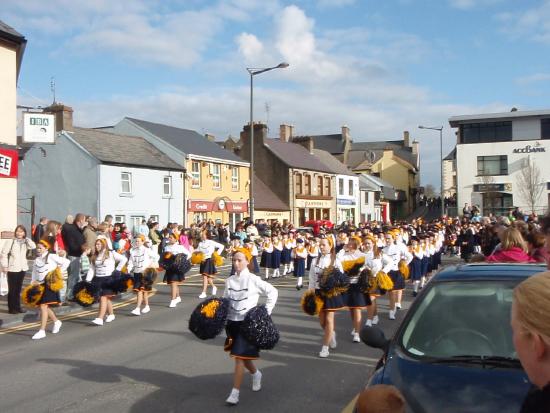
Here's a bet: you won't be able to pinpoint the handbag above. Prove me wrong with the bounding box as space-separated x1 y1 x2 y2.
0 271 7 296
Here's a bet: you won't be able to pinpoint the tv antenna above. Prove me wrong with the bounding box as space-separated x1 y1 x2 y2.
50 76 56 104
265 102 270 131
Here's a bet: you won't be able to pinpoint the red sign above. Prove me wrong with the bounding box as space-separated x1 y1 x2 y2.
0 149 18 178
227 201 248 213
188 200 213 212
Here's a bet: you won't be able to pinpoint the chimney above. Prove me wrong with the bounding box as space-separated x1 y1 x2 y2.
279 124 294 142
205 133 216 142
44 103 73 132
403 130 410 147
239 122 268 162
341 125 350 143
308 137 314 154
411 139 419 155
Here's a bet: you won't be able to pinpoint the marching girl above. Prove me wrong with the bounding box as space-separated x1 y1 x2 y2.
259 236 273 279
419 237 430 289
281 233 292 275
128 234 159 315
337 238 369 343
293 239 308 290
271 235 283 278
29 240 67 340
227 235 243 276
335 231 348 254
86 238 128 326
244 238 259 274
163 233 191 307
308 237 344 358
197 230 224 299
409 237 423 297
223 250 278 406
382 232 412 320
363 236 391 327
306 237 319 271
288 232 297 274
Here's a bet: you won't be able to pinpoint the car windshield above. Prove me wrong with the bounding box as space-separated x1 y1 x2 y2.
400 281 517 360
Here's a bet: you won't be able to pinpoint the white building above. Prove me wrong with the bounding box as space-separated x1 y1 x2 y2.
449 109 550 216
358 174 382 222
18 107 185 231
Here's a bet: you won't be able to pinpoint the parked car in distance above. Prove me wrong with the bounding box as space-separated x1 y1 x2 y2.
360 263 548 413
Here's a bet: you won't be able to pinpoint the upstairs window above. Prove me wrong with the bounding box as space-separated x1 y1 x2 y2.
317 176 323 195
304 174 311 195
542 118 550 140
338 178 344 196
324 176 331 196
212 163 221 189
460 122 512 144
348 179 354 196
121 172 132 194
191 161 201 188
296 174 302 195
163 176 172 197
231 167 239 191
477 155 508 176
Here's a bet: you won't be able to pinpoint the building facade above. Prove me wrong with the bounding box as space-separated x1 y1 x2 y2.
449 109 550 216
358 174 382 222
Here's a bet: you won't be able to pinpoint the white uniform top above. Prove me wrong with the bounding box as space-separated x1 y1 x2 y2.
307 245 319 257
223 268 278 321
336 250 367 284
127 245 159 273
294 245 308 259
364 250 392 275
284 240 293 249
197 239 224 259
413 247 424 260
164 243 191 259
382 242 413 273
249 244 259 257
32 252 68 283
274 240 283 252
262 242 273 253
86 251 127 281
308 254 344 290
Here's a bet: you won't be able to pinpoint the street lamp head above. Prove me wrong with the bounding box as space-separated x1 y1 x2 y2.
277 62 290 69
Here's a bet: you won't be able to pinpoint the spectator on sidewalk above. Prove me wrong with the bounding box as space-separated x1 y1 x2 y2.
62 213 86 301
0 225 36 313
32 217 48 243
83 216 98 250
486 228 535 263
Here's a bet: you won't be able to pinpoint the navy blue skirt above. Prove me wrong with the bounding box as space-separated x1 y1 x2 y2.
38 283 60 305
293 258 306 277
260 251 272 268
225 320 259 360
389 270 405 291
281 248 292 264
306 255 315 271
92 275 116 297
317 289 347 311
410 258 422 281
163 269 185 284
271 249 282 268
250 256 260 274
200 258 217 276
421 257 429 276
347 283 371 308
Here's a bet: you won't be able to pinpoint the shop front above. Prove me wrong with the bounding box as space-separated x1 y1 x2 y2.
254 210 291 225
337 198 358 225
295 198 334 226
187 198 248 230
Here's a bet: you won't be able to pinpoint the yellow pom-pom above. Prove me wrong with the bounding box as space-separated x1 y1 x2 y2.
201 299 220 319
376 271 394 291
213 251 224 267
191 251 204 265
341 257 365 273
46 267 64 292
301 290 324 316
398 259 410 280
22 284 45 306
76 289 95 305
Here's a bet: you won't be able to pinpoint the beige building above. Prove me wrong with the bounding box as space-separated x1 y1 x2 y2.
442 148 457 198
0 21 26 240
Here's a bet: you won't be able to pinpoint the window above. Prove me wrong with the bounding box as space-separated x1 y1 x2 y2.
338 178 344 196
477 155 508 176
212 163 221 189
296 174 302 195
149 215 159 223
324 176 331 196
348 179 354 196
317 176 323 195
364 192 369 204
163 176 172 197
193 212 207 223
121 172 132 194
460 122 512 144
231 167 239 191
131 216 145 235
191 161 201 188
304 174 311 195
542 119 550 140
115 215 125 223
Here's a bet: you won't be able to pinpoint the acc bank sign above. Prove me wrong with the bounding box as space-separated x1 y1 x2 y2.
512 143 546 154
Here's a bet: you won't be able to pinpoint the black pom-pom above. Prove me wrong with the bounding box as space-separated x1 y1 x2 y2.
163 253 192 275
109 272 134 294
241 305 280 350
301 290 323 316
142 268 158 291
73 281 99 307
21 284 45 306
189 297 230 340
319 268 350 292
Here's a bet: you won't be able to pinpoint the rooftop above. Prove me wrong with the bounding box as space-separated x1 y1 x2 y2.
311 149 355 176
254 175 290 211
265 138 334 173
449 109 550 127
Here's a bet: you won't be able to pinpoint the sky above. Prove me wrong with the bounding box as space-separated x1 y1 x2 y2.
4 0 550 189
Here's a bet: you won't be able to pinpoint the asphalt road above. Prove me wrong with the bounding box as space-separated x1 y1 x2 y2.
0 263 413 413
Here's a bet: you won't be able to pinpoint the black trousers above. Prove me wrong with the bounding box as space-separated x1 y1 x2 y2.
7 271 26 312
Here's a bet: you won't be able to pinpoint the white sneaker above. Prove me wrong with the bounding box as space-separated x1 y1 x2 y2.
365 319 373 327
198 292 207 299
319 346 330 358
372 315 379 325
226 389 239 405
353 333 361 343
396 303 402 310
131 308 141 316
211 286 217 296
169 299 178 308
105 314 115 323
141 305 150 314
350 329 356 336
174 296 182 304
389 310 396 320
32 329 46 340
92 318 104 326
52 320 62 334
329 331 337 349
252 370 262 391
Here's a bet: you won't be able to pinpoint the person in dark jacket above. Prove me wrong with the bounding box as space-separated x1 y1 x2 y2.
61 213 86 300
33 217 48 243
457 224 475 262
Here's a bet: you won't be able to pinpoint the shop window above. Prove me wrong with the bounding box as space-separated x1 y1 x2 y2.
477 155 508 176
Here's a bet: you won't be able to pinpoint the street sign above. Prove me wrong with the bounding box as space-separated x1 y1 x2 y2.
22 113 56 143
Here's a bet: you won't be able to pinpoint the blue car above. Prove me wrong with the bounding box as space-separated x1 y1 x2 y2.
361 263 548 413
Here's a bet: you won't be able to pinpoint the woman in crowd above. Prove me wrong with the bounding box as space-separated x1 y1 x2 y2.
486 227 535 263
526 231 549 265
197 230 224 299
0 225 36 314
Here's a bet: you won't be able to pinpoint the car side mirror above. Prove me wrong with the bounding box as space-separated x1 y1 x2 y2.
360 326 390 350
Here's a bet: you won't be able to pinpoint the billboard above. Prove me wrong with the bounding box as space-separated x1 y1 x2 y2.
22 113 56 143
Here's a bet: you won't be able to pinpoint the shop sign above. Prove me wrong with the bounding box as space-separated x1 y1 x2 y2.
188 200 213 211
296 199 332 208
0 149 18 178
473 183 512 192
512 144 546 154
337 198 356 205
23 113 56 143
227 201 248 212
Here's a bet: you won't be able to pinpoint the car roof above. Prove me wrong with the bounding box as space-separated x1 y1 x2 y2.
433 263 548 282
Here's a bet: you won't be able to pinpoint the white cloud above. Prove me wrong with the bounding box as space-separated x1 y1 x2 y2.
237 33 265 62
497 0 550 44
516 73 550 86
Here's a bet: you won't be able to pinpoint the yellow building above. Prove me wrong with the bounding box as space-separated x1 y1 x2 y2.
110 117 250 229
0 21 26 239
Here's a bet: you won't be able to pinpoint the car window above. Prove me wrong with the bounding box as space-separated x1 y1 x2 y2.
400 281 516 359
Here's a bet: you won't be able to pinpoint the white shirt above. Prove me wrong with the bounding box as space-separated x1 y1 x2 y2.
223 268 278 321
382 243 413 273
127 245 159 273
308 254 344 290
197 239 224 259
337 250 367 284
294 245 308 259
32 252 67 283
164 243 191 259
86 251 127 281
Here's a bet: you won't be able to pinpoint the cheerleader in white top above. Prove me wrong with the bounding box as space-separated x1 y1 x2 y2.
409 237 424 297
197 230 224 299
306 238 319 271
281 233 292 275
86 238 128 326
29 240 67 340
382 232 412 320
244 238 259 274
128 234 159 315
363 236 391 327
293 238 308 290
271 235 283 278
259 237 273 279
163 233 192 307
308 237 345 358
224 250 278 406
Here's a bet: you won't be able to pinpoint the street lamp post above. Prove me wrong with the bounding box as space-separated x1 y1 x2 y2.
246 62 289 224
418 125 444 216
